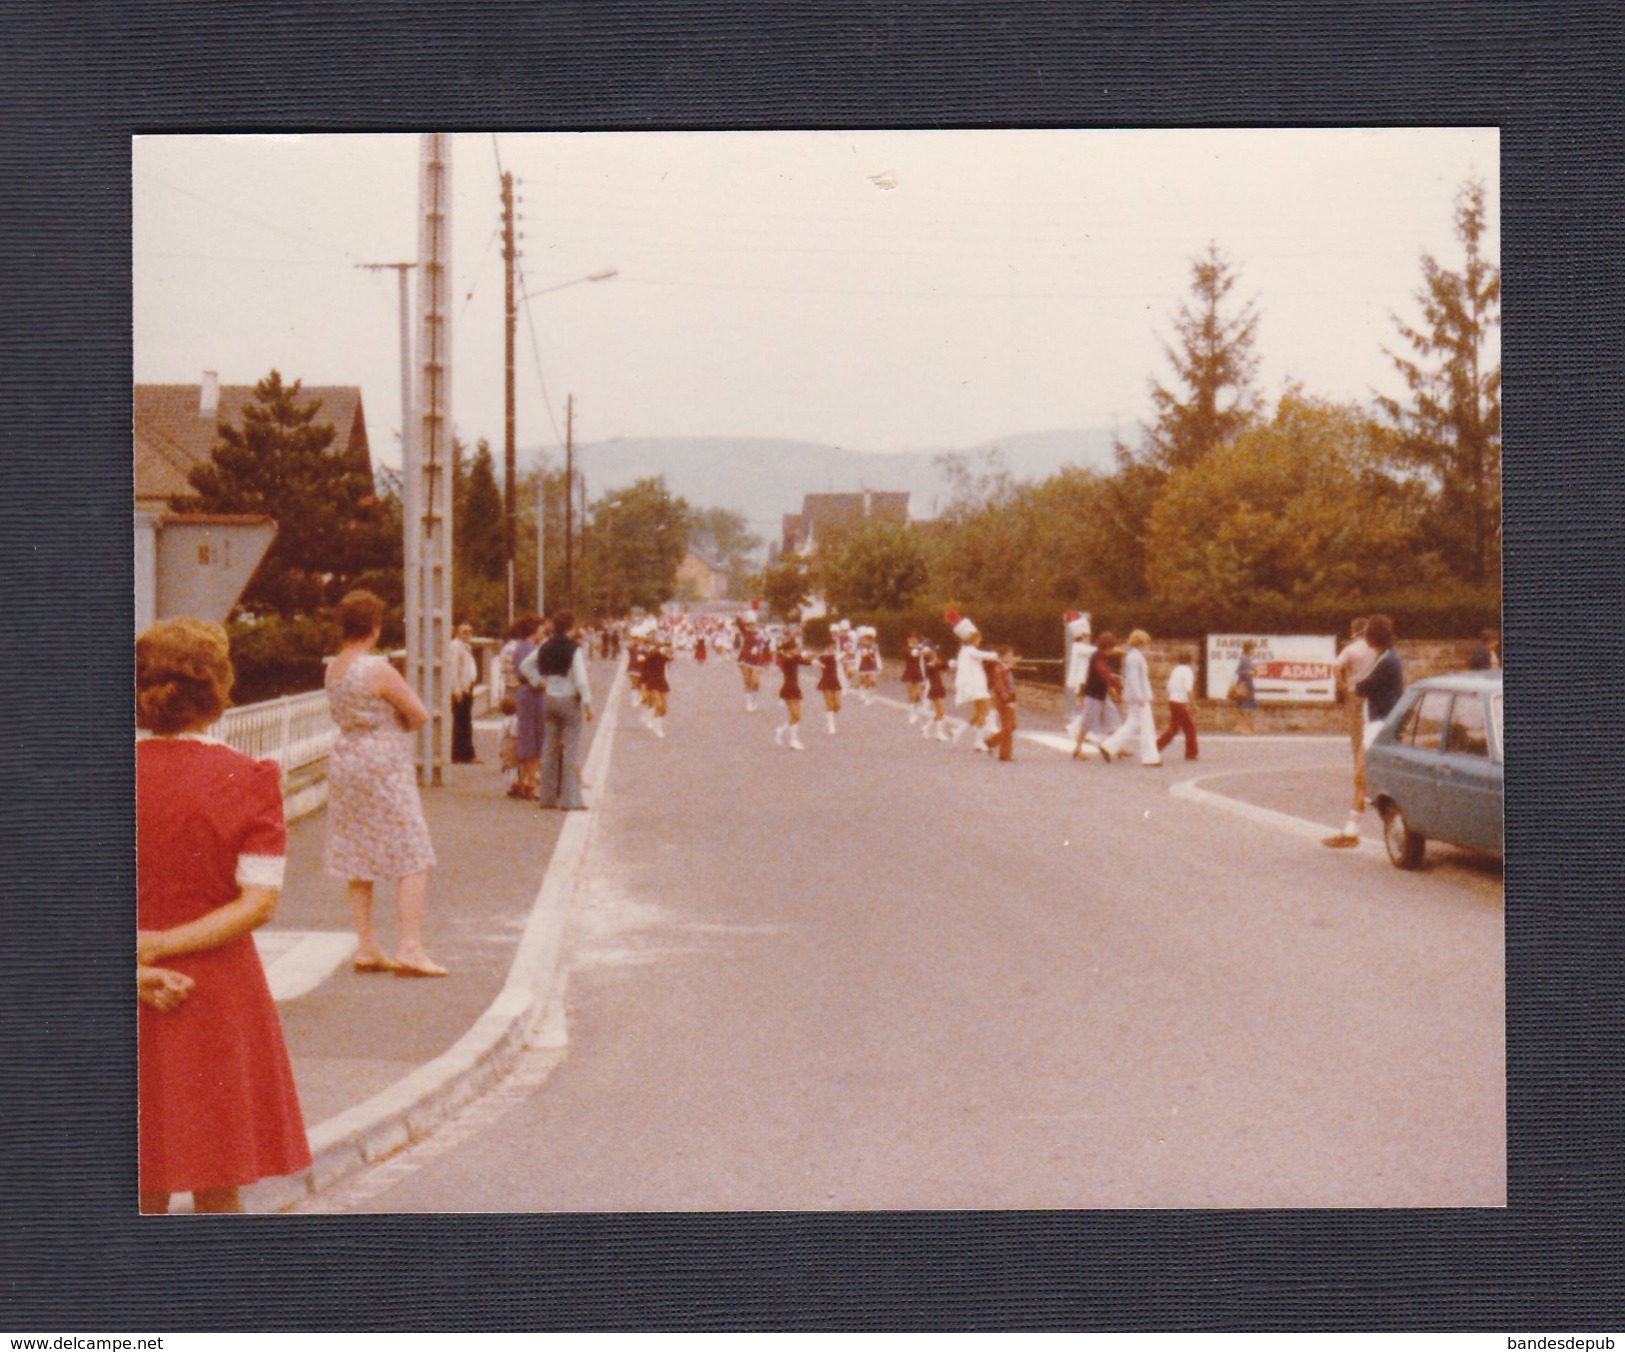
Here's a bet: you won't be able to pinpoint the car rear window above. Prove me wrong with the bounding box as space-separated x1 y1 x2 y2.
1446 692 1490 758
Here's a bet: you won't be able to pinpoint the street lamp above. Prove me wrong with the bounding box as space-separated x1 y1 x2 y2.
516 267 617 616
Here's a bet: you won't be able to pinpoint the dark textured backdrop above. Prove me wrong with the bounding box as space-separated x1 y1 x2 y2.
5 0 1622 1332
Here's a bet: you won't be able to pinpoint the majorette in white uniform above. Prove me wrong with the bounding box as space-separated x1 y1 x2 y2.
1062 611 1094 737
947 609 1000 753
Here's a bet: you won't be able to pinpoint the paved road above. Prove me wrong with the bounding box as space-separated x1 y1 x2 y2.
312 656 1504 1211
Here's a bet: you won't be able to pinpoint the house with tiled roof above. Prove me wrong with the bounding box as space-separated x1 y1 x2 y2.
133 371 370 626
781 489 910 556
134 371 371 511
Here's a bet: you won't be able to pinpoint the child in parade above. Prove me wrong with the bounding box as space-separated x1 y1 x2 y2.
920 642 957 742
1156 649 1200 761
855 628 881 705
736 612 771 713
815 640 846 735
901 631 928 724
989 644 1019 762
773 636 813 751
1062 612 1094 739
948 610 1000 754
640 634 672 738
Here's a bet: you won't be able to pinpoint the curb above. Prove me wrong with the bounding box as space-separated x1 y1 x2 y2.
248 662 626 1213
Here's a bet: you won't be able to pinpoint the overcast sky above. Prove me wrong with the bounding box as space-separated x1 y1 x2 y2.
133 129 1497 471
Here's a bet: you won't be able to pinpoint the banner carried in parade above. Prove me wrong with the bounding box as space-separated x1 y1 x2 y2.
1206 633 1337 703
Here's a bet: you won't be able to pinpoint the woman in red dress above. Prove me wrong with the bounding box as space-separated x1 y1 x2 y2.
136 618 311 1214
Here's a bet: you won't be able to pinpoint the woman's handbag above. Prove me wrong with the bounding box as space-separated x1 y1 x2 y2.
1226 679 1248 702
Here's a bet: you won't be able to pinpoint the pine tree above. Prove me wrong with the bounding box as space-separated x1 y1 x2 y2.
173 370 397 616
1137 242 1263 475
455 438 505 584
1377 179 1501 585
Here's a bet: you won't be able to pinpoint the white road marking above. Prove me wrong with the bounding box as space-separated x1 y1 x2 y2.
254 929 358 1002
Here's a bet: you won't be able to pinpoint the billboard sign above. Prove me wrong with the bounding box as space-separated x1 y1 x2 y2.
1206 633 1337 703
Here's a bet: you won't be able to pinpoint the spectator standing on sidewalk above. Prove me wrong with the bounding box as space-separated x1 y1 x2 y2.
523 610 594 810
1156 649 1200 761
449 621 479 764
1353 614 1405 732
1232 640 1260 735
1324 618 1378 845
136 617 311 1213
323 590 446 979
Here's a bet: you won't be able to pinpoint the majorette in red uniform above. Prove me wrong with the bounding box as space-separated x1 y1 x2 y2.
773 636 814 751
815 645 845 735
735 604 772 713
855 626 881 705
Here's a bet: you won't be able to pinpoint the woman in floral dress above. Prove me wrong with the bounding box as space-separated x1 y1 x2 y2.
323 590 446 978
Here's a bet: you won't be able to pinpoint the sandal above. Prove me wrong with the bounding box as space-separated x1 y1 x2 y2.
393 957 450 979
353 954 402 974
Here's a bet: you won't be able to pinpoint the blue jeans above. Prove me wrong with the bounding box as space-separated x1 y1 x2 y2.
538 695 586 809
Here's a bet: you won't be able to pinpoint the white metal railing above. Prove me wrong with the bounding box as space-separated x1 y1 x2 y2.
208 690 336 781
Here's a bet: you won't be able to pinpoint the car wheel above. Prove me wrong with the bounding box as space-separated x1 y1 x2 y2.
1380 802 1427 870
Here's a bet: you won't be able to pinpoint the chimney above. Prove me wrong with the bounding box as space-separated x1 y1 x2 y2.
863 489 872 517
200 370 220 417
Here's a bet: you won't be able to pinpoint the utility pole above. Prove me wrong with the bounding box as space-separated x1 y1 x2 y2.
501 170 518 622
411 132 454 786
563 393 575 602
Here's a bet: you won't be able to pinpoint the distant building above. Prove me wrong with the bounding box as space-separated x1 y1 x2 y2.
781 489 910 556
676 546 731 603
134 371 372 511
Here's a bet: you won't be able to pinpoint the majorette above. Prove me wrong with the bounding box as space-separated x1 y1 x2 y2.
1062 611 1094 738
735 602 772 713
947 608 1000 753
855 626 880 705
815 639 845 735
772 633 813 751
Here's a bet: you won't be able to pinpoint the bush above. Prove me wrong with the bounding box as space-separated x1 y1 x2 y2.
225 613 341 705
849 583 1501 688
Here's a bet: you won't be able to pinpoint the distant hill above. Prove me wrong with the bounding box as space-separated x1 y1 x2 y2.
525 427 1118 549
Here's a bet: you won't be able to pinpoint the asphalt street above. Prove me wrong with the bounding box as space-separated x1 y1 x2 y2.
310 656 1505 1211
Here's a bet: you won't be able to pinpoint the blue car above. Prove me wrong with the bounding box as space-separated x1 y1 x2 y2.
1364 670 1504 869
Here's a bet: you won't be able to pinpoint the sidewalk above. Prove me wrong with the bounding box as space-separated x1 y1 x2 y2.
242 660 618 1211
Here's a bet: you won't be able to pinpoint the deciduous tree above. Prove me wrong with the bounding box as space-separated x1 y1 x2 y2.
1142 391 1439 617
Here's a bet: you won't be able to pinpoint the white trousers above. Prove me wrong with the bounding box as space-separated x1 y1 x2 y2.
1101 701 1161 764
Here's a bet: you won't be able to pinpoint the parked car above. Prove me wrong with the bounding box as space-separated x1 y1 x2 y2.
1364 670 1503 869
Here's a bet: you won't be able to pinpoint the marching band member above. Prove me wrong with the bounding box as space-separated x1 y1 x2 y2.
736 609 771 713
920 641 957 742
901 631 928 724
855 628 880 705
773 635 813 751
639 631 672 738
1062 611 1093 738
947 609 999 753
815 640 845 735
